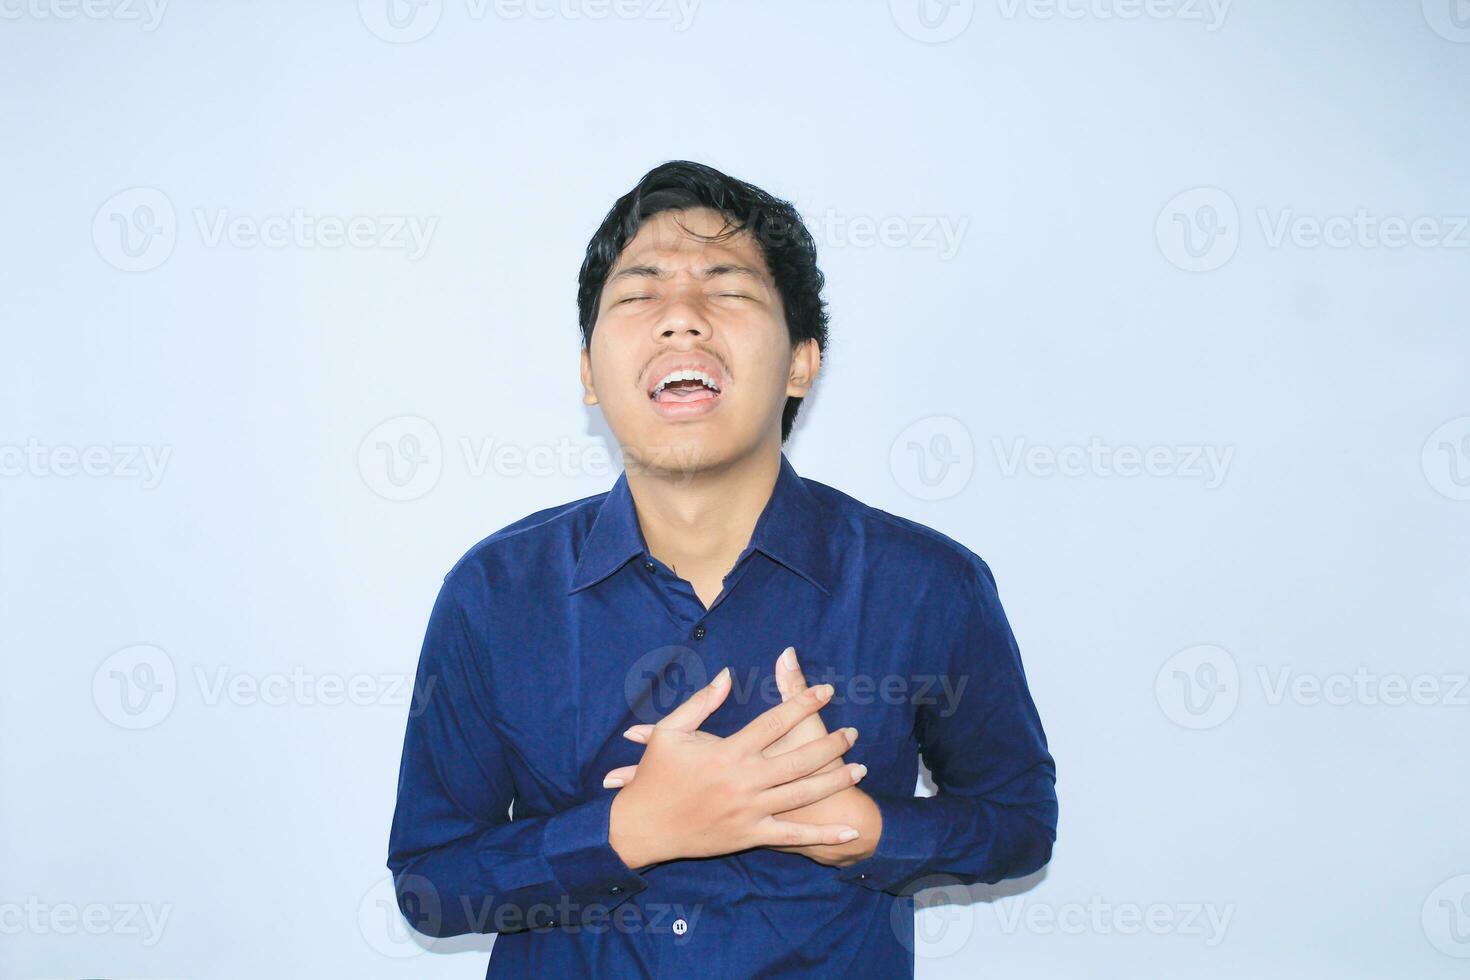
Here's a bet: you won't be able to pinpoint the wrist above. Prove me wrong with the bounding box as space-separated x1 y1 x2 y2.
835 788 881 863
609 790 663 869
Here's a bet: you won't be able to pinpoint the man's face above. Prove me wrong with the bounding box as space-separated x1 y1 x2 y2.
580 207 818 478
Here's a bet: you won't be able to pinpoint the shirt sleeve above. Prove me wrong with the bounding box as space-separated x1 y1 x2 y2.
386 569 651 937
835 555 1058 897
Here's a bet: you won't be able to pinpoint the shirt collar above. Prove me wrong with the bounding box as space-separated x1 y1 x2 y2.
567 450 833 597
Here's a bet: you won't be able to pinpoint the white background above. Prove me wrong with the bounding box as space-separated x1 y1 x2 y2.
2 1 1468 977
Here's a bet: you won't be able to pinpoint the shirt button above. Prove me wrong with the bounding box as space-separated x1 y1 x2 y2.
672 917 688 936
609 885 622 894
642 560 654 572
693 623 706 641
857 873 868 880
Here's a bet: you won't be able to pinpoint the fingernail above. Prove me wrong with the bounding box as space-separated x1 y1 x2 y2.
603 776 624 788
837 828 860 842
850 764 867 782
812 683 834 702
712 666 730 688
779 646 797 671
623 728 645 742
844 727 858 745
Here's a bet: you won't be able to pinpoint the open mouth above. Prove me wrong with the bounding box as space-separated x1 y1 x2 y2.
649 369 722 405
649 364 723 417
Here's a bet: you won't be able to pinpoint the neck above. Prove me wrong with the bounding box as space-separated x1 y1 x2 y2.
625 443 781 581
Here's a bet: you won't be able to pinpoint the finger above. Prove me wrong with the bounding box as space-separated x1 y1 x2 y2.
756 817 861 849
655 666 731 734
775 645 809 703
759 761 867 813
622 724 654 743
729 682 834 756
762 726 858 785
602 764 638 788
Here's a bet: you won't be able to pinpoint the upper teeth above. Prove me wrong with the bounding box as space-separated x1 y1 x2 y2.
652 369 720 396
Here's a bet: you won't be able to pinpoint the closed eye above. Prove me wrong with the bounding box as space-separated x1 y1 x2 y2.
617 295 652 305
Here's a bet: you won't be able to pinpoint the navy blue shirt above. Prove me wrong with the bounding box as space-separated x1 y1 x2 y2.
387 451 1057 978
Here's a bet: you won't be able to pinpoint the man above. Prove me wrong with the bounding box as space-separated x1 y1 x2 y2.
387 160 1057 977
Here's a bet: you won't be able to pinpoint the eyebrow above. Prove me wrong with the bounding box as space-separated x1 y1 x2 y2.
606 263 766 285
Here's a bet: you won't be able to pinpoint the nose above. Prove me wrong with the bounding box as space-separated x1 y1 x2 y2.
653 296 712 343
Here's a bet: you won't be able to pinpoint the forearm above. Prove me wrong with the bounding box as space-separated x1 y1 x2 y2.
824 555 1059 895
834 777 1057 895
388 793 649 937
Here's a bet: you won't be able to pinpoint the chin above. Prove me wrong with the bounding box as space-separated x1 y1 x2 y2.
618 432 741 481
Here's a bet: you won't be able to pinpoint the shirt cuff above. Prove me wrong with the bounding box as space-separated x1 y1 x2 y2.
835 791 945 896
542 791 650 913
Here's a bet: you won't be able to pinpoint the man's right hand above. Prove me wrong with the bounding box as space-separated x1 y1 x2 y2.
607 665 867 870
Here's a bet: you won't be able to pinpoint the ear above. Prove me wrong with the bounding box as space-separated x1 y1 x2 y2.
580 346 599 406
786 338 820 398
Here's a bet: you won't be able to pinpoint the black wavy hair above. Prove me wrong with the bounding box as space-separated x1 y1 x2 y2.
577 160 830 444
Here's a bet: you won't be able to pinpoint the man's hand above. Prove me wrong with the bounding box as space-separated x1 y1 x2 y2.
761 646 882 866
606 664 870 870
610 648 882 867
